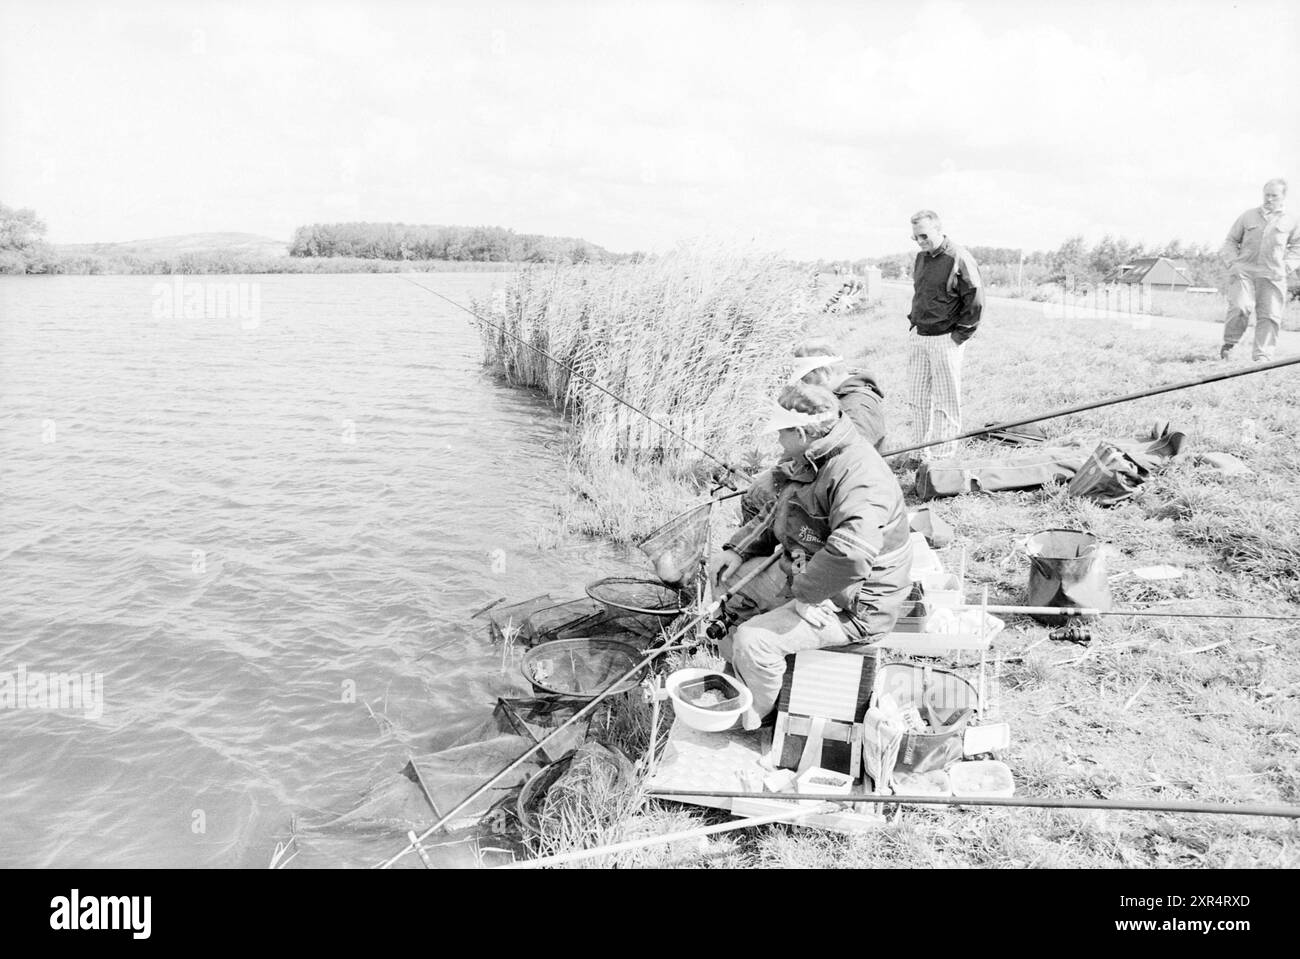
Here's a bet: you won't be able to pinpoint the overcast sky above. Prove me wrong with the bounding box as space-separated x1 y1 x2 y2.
2 0 1296 259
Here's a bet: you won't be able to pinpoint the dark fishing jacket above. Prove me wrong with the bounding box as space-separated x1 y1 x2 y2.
835 370 887 451
909 237 984 343
724 414 910 610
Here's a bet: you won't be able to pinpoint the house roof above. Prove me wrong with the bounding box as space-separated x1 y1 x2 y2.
1109 256 1193 285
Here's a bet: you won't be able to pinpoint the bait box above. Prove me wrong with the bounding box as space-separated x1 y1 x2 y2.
949 760 1015 798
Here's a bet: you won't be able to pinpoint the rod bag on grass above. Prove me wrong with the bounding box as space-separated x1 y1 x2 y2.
914 451 1085 500
982 422 1048 445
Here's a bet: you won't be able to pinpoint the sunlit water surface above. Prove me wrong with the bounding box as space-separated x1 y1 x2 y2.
0 273 637 867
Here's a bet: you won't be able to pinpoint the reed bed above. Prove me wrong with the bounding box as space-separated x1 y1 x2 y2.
474 242 817 485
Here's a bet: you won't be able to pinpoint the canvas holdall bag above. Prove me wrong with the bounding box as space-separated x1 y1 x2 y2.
1066 422 1186 506
1025 528 1112 625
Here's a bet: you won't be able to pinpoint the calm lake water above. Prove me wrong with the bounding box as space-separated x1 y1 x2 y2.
0 273 636 867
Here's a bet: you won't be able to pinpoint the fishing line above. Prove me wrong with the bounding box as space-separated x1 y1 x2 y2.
398 273 745 485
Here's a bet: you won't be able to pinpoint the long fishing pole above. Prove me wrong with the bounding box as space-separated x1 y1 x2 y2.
504 787 1300 868
375 547 784 869
398 273 746 486
881 353 1300 458
646 788 1300 819
499 802 835 869
960 604 1300 623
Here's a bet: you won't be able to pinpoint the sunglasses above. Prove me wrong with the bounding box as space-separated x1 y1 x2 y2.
912 233 933 241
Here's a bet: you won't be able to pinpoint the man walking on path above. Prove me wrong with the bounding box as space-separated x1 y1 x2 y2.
1220 178 1300 361
906 210 984 461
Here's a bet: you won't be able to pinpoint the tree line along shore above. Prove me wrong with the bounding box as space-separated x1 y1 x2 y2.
0 206 628 275
10 202 1297 307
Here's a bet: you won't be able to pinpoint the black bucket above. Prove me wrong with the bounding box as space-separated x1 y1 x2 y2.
1026 529 1112 625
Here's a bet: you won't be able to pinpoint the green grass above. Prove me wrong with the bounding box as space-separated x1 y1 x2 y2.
1144 288 1300 331
487 251 1300 868
982 282 1300 331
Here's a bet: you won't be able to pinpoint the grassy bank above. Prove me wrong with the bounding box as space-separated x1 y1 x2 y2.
982 281 1300 332
490 254 1300 867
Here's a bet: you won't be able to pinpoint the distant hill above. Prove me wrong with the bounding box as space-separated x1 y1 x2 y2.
57 232 289 260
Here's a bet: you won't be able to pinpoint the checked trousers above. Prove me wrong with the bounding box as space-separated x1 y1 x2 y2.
907 328 965 459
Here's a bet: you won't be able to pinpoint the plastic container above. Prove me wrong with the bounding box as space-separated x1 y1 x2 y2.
795 767 854 796
893 769 951 796
665 669 752 732
925 573 964 609
892 583 932 633
949 760 1015 798
963 723 1011 757
909 532 944 585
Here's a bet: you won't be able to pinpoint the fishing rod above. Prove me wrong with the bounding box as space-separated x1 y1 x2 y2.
375 547 784 869
499 802 835 869
397 274 747 488
882 353 1300 458
646 788 1300 819
495 788 1300 868
959 604 1300 623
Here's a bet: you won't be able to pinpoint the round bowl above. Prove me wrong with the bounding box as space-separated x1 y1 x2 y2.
665 668 752 733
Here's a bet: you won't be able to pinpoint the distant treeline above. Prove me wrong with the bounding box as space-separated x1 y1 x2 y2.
0 202 626 275
15 251 520 275
288 222 624 264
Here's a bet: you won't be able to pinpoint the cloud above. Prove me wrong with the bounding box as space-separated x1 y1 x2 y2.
2 0 1296 257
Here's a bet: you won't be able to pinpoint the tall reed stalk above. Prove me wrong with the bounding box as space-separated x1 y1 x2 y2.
475 242 817 484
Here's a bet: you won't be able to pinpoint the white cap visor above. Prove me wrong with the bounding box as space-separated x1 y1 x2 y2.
761 402 837 433
787 354 844 384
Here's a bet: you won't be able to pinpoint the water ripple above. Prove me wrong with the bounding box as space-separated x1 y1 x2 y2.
0 273 638 866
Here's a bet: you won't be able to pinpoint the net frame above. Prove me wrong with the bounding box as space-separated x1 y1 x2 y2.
585 576 689 617
519 637 647 698
636 500 714 586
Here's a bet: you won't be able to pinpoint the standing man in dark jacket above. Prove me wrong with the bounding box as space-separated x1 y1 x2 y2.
906 210 984 461
708 383 912 729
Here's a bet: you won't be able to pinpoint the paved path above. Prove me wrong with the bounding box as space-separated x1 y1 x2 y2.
877 281 1300 356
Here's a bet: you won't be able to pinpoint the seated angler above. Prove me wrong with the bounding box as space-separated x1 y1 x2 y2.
741 337 888 525
707 382 912 730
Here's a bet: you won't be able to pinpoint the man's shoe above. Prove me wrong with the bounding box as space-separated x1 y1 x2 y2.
1219 344 1233 359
